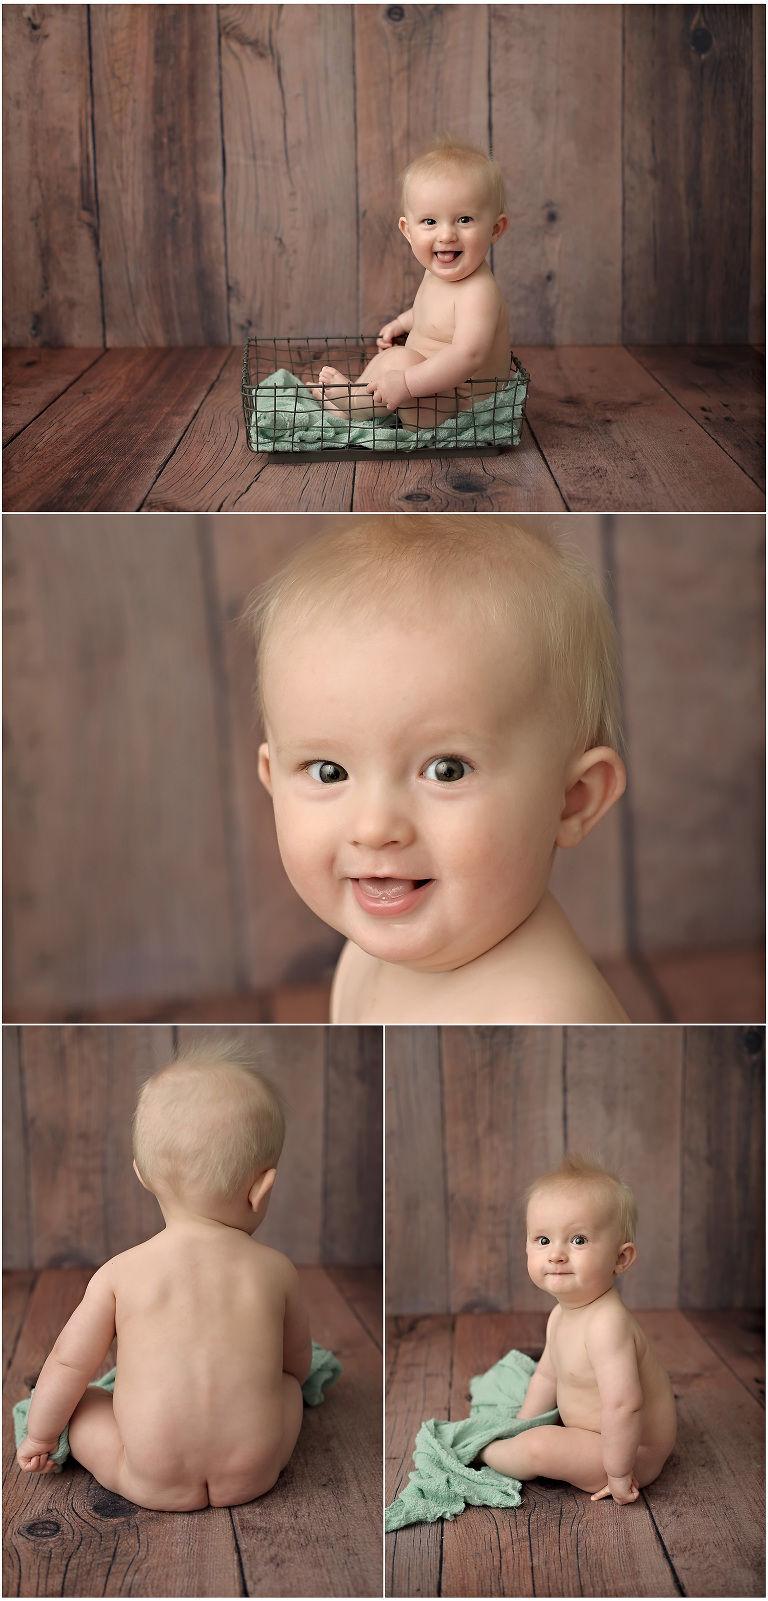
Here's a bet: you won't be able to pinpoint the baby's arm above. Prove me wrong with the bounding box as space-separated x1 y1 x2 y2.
399 278 500 397
17 1265 116 1474
377 308 414 348
282 1265 312 1385
586 1312 644 1503
516 1316 558 1418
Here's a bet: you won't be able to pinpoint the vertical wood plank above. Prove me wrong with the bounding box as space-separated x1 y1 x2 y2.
221 5 357 339
441 1027 563 1313
749 5 766 343
2 5 103 346
207 513 345 992
90 5 228 344
2 1030 30 1271
491 6 622 344
177 1021 326 1264
323 1027 383 1266
386 1314 452 1597
3 517 240 1017
564 1026 683 1308
385 1026 448 1314
623 6 753 342
612 514 765 953
355 5 490 329
680 1026 765 1308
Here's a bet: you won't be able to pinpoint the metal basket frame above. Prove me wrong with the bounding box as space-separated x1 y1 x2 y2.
241 336 530 459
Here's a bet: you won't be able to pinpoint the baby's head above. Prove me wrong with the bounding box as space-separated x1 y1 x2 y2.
132 1037 285 1231
525 1152 638 1306
399 136 509 281
249 515 626 975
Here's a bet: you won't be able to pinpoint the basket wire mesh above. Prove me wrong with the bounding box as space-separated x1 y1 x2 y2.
241 336 529 456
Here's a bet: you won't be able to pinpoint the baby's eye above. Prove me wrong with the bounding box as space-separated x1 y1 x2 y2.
422 217 436 226
458 215 472 224
571 1235 588 1246
423 756 472 783
306 761 348 784
535 1236 550 1246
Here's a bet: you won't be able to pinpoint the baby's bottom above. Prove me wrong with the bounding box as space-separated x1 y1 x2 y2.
308 348 474 429
67 1373 303 1512
480 1426 667 1495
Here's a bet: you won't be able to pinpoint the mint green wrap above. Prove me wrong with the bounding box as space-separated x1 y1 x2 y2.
247 368 527 452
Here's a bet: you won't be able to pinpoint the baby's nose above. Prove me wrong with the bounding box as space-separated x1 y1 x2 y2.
350 788 416 850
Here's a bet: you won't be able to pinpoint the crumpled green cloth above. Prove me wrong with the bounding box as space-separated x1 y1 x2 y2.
385 1347 558 1530
13 1341 342 1473
248 368 527 452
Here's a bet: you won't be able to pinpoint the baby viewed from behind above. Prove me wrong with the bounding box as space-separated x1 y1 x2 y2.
16 1039 312 1511
310 136 511 428
250 515 629 1024
481 1154 677 1502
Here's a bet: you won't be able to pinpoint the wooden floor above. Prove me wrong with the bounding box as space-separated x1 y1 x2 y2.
386 1309 765 1598
3 345 764 512
3 1265 382 1598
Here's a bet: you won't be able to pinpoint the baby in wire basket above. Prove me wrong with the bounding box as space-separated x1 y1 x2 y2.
249 515 630 1025
308 135 511 429
480 1153 677 1503
15 1040 317 1510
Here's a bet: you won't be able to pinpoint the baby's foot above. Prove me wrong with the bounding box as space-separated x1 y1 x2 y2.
307 366 370 418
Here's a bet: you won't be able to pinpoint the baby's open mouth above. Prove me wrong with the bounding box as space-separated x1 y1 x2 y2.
351 877 434 915
434 250 461 263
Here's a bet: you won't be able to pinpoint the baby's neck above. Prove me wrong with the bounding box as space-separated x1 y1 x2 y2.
555 1283 619 1315
157 1205 254 1237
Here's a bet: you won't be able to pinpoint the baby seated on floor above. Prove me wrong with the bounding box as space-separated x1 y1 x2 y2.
309 136 511 429
480 1154 677 1503
250 515 629 1024
16 1039 312 1511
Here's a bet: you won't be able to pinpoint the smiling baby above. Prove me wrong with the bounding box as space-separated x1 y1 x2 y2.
249 515 629 1025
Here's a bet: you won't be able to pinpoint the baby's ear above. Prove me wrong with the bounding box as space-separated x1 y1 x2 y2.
492 213 510 241
257 742 273 796
398 216 411 241
556 747 626 849
248 1167 277 1212
615 1242 638 1275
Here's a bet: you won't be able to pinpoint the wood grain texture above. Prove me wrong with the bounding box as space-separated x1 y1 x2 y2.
637 1309 764 1598
386 1314 453 1597
517 345 765 511
222 6 357 341
491 6 622 344
627 345 766 490
322 1028 383 1266
350 432 567 512
90 5 228 345
2 1031 31 1271
2 6 102 346
647 946 766 1024
2 347 229 511
623 6 753 343
2 1272 36 1385
684 1307 765 1408
355 4 490 330
3 520 241 1018
2 349 103 446
612 514 765 952
441 1028 563 1314
750 4 766 343
680 1027 765 1309
385 1027 448 1315
564 1028 683 1308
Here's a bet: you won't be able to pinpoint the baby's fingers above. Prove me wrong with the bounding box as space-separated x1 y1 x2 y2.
590 1484 611 1501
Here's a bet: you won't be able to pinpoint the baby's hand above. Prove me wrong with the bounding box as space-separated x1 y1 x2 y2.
591 1473 640 1505
376 319 405 349
367 370 412 411
17 1435 59 1474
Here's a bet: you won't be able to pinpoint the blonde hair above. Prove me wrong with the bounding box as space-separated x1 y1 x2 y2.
525 1152 638 1244
244 515 622 753
400 134 507 216
132 1036 286 1202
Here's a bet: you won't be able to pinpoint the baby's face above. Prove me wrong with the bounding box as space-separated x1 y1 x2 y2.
399 171 508 282
258 602 578 974
526 1187 629 1306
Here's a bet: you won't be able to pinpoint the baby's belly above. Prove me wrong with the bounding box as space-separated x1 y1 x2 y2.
405 331 511 388
557 1383 602 1433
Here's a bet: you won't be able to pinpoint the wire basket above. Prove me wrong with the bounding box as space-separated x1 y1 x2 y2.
241 336 529 458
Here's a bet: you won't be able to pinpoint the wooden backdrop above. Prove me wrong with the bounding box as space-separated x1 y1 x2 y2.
3 1023 383 1268
3 4 764 348
385 1024 765 1313
3 512 763 1019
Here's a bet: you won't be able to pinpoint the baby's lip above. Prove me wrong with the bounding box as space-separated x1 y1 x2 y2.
350 876 434 916
434 249 461 262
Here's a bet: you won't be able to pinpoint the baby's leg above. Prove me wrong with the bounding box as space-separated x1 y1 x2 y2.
308 348 425 420
481 1425 607 1494
208 1372 304 1509
67 1385 129 1496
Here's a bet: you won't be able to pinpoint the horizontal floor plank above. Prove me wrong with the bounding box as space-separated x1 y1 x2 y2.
350 427 566 510
517 345 765 511
648 946 765 1024
2 1272 36 1384
3 348 229 511
628 345 765 490
2 349 104 445
683 1309 765 1408
328 1264 383 1351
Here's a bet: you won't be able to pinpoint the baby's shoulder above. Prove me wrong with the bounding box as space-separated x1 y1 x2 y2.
249 1239 298 1285
330 938 373 1022
584 1292 637 1349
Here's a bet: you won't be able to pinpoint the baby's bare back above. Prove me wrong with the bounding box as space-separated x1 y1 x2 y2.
550 1299 676 1452
110 1231 288 1493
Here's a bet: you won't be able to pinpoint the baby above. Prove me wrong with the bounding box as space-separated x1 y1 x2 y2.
310 136 510 429
250 515 629 1024
480 1154 677 1503
16 1039 312 1511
